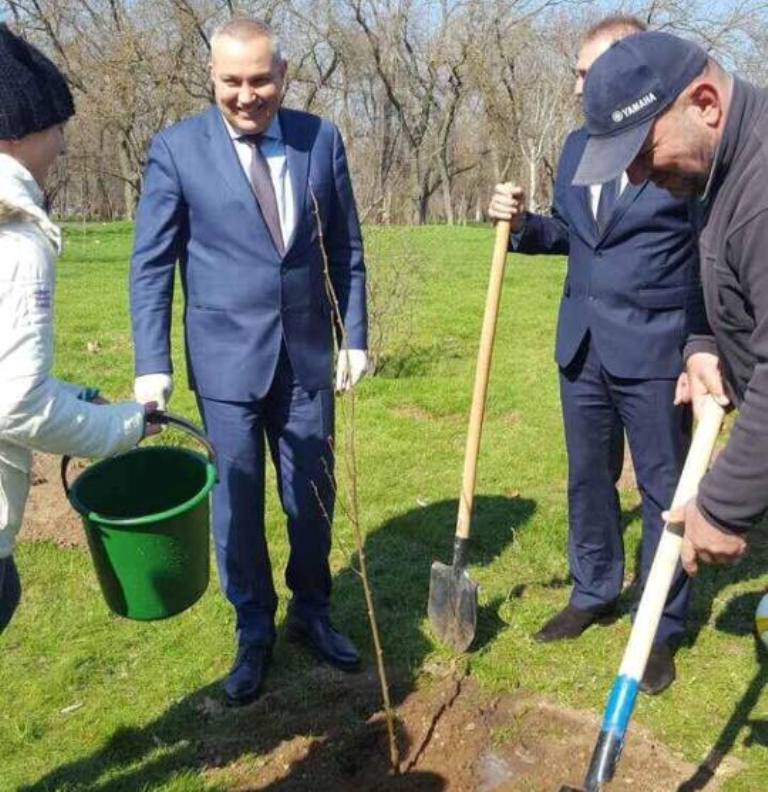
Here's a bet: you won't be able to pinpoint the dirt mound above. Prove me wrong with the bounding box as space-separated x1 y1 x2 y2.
20 453 87 548
203 671 717 791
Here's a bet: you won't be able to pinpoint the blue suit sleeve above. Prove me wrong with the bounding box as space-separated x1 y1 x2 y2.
510 150 571 256
325 125 368 350
130 135 188 377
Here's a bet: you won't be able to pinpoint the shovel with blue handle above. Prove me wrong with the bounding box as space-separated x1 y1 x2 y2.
560 394 725 792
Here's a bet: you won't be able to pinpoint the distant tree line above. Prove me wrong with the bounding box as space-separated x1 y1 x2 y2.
4 0 767 223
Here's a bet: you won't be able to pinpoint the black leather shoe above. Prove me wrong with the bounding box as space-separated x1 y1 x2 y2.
640 642 676 695
285 614 361 672
533 603 616 643
223 643 272 707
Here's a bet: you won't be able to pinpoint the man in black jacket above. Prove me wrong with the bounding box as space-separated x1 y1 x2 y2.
574 30 758 575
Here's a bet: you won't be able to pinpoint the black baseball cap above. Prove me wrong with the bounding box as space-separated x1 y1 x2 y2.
572 31 708 186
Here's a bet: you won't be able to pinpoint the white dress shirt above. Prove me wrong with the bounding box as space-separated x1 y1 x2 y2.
589 172 629 219
224 114 296 247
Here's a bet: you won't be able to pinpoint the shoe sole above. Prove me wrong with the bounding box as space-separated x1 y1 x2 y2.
285 624 362 673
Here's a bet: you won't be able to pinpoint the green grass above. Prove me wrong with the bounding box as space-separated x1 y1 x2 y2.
1 223 767 790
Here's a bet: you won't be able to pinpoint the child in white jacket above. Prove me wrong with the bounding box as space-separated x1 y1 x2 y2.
0 24 154 632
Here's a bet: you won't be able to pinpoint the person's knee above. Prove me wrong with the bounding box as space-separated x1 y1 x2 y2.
0 556 21 634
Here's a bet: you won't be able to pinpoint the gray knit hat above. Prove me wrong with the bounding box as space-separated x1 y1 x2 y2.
0 23 75 140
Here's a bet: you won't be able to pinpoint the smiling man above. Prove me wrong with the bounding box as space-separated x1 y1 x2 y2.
130 17 368 705
574 31 763 580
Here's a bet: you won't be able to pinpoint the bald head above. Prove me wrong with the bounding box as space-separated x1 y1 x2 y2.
211 18 284 65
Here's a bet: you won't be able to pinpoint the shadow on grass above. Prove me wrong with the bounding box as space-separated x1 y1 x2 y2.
22 494 534 792
677 590 768 791
683 535 768 649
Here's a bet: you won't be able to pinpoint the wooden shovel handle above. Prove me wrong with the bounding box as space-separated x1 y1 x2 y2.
456 220 512 540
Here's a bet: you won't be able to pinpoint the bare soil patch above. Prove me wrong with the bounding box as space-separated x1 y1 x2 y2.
202 670 718 792
20 452 87 548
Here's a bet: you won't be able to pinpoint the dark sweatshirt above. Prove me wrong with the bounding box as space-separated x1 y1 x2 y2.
684 76 768 533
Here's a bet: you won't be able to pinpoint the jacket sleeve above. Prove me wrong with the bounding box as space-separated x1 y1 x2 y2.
697 211 768 532
510 139 572 256
0 234 144 458
323 123 367 350
683 252 718 360
130 134 187 376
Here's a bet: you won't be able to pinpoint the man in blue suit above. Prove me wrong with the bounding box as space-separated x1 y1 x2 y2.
489 15 695 694
130 18 368 705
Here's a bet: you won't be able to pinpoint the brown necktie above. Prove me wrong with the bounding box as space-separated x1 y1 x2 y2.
243 134 285 255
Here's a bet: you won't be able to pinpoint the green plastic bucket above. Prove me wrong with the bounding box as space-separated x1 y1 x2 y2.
62 413 217 621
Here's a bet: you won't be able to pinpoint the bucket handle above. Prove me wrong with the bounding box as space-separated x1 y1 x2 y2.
61 411 216 499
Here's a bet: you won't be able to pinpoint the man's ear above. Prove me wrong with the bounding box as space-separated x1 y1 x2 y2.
688 81 723 129
208 61 215 103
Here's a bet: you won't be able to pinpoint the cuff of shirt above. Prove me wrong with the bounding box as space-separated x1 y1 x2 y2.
696 491 749 535
683 334 718 362
509 214 528 250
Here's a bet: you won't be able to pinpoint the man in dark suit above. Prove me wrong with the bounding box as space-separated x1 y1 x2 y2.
489 15 696 694
130 17 368 705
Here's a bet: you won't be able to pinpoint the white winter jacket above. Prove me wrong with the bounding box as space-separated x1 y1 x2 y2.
0 154 144 556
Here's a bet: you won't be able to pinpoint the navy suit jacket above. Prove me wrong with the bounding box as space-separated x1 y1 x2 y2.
130 106 367 401
513 128 696 379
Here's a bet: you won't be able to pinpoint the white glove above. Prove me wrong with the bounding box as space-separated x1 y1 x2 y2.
335 349 369 392
134 373 174 410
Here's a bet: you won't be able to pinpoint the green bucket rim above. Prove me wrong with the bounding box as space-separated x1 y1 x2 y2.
68 446 217 528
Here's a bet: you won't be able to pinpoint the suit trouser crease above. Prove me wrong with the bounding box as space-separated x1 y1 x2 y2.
198 349 334 647
560 334 691 643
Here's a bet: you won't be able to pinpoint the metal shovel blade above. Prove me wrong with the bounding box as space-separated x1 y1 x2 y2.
428 560 479 652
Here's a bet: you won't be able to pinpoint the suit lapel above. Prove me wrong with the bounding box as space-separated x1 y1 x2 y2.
282 109 309 253
570 183 600 247
204 107 259 212
597 180 648 242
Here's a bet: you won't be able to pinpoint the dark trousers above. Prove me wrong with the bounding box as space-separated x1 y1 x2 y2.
0 555 21 634
197 348 335 648
560 334 691 644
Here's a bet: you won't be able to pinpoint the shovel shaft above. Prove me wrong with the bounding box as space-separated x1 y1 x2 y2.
456 221 512 540
618 395 724 681
578 396 725 790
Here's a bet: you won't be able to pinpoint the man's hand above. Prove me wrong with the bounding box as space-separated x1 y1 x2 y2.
663 498 748 576
677 352 729 421
335 349 369 393
134 373 174 410
488 183 526 232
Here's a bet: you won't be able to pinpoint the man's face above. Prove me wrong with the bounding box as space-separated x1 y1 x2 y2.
626 101 716 196
210 34 286 134
574 34 613 97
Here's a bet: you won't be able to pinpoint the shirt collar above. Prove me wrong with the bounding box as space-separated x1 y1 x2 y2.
222 111 283 142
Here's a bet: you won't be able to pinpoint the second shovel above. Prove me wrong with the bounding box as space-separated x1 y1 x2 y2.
428 220 512 652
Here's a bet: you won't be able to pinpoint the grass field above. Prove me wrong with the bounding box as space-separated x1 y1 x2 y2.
1 223 767 790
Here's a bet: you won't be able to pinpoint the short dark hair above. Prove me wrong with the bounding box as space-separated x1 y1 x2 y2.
585 14 647 43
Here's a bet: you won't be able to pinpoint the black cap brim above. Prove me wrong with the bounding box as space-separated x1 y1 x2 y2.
572 119 652 186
